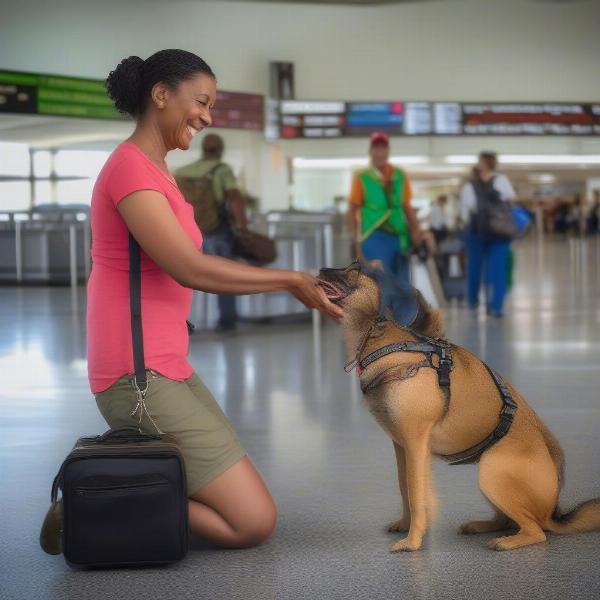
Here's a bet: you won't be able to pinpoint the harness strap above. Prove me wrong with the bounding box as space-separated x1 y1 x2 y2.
360 342 441 368
347 318 517 466
358 339 453 402
361 359 432 394
441 363 517 465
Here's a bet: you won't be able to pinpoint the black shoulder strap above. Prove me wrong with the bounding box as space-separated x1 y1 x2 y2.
128 233 146 389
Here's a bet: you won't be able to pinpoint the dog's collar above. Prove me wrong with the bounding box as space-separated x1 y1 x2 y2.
345 316 453 406
344 315 388 373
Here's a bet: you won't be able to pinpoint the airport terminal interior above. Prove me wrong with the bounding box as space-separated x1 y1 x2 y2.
1 1 600 599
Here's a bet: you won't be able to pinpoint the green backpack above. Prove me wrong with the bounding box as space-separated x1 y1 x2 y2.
176 163 226 234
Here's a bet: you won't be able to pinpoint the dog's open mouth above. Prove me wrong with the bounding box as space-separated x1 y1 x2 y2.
316 278 346 303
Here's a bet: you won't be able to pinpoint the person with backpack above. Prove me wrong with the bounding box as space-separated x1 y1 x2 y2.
460 152 517 318
175 134 247 331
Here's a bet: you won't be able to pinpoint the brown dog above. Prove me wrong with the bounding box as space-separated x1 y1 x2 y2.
318 262 600 552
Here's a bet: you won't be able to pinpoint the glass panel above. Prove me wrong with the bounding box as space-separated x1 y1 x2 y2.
33 180 53 206
0 181 32 211
55 179 94 205
54 150 109 178
292 169 351 211
0 142 30 177
33 150 52 178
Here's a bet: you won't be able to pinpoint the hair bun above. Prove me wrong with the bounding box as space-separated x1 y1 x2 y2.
105 56 144 117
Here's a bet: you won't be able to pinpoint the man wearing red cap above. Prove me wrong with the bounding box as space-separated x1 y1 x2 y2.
348 132 422 283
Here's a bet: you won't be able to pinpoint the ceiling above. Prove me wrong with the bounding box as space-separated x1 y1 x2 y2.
219 0 584 4
219 0 433 4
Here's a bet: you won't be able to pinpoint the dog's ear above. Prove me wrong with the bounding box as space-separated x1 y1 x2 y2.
411 290 445 338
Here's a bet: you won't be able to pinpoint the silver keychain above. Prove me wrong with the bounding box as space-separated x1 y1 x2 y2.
130 376 163 434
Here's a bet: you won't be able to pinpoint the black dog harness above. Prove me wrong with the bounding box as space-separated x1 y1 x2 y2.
345 318 518 466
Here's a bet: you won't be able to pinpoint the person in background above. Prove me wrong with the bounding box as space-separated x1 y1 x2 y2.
347 132 423 283
460 151 516 318
430 194 450 243
587 190 600 235
176 134 247 331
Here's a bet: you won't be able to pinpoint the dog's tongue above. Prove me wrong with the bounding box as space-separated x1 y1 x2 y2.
317 279 343 300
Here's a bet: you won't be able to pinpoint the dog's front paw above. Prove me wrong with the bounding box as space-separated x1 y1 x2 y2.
387 518 410 533
487 536 512 551
390 537 422 552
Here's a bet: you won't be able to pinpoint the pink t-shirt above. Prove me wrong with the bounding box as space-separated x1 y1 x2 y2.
87 142 203 393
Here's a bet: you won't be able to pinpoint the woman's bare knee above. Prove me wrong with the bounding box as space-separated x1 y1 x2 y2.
188 457 277 547
233 502 277 547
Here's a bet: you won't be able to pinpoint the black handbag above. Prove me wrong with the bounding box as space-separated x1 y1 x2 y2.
472 177 519 240
48 234 189 568
232 227 277 265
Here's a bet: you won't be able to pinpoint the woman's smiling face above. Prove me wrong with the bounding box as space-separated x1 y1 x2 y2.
153 72 216 151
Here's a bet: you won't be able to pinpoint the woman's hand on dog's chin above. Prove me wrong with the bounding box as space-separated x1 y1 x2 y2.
287 272 344 322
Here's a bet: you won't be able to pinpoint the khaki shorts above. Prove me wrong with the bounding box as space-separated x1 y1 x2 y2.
95 370 246 496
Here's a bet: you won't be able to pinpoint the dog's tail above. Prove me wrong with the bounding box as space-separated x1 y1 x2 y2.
539 421 600 535
546 499 600 535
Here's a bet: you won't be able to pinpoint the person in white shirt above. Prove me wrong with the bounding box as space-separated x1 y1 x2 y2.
430 194 458 242
460 152 516 317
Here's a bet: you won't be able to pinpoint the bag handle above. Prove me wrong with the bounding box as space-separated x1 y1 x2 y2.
49 427 161 501
97 426 161 443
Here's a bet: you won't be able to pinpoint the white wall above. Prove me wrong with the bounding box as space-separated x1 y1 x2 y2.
2 0 600 209
3 0 600 101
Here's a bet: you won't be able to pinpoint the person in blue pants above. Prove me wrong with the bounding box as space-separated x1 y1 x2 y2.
465 233 510 316
361 229 411 284
460 152 517 317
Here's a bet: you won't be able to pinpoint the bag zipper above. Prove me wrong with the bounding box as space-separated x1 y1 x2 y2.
75 480 168 495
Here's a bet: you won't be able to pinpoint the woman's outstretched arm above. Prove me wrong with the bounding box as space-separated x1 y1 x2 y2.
118 190 343 320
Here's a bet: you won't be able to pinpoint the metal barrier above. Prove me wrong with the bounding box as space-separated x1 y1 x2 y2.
190 211 353 330
0 206 91 288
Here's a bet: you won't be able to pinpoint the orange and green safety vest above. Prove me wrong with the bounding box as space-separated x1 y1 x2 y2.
358 167 411 253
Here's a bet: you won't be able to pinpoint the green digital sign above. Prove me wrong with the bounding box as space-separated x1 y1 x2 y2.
0 69 124 120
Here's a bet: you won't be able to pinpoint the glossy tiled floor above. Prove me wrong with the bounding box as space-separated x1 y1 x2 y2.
1 237 599 600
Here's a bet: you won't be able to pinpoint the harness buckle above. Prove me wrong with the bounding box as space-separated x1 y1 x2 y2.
438 356 452 386
500 404 517 417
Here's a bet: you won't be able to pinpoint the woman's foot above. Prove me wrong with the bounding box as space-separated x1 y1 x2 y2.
40 499 63 555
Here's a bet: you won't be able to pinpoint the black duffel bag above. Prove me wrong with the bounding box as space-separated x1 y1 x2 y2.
51 426 188 568
45 233 188 568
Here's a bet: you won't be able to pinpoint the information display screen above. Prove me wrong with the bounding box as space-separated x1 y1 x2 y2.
461 103 600 135
0 70 266 130
279 101 345 138
3 73 594 138
212 91 264 130
433 102 462 134
345 102 404 136
404 102 432 135
0 70 121 119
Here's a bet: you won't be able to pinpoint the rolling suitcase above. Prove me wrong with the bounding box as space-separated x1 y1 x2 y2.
437 236 466 302
47 233 189 567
